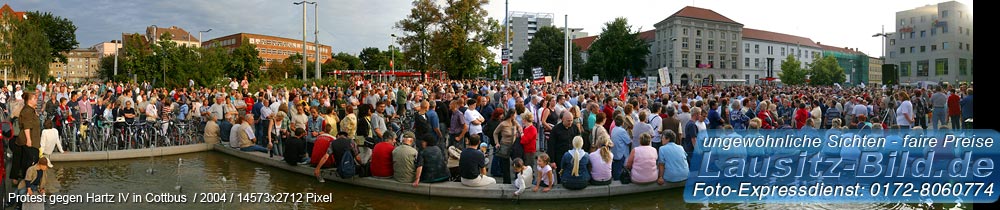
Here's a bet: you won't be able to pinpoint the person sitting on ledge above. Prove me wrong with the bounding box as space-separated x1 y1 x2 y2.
393 132 418 183
283 128 309 166
413 134 450 187
459 135 495 187
314 132 360 178
239 114 271 153
560 136 591 190
626 133 658 184
229 114 244 148
656 129 688 185
371 132 397 178
204 114 220 145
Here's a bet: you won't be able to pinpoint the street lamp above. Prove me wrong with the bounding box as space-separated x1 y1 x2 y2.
199 29 212 48
390 33 397 82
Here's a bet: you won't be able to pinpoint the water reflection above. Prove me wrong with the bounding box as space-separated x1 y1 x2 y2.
42 152 960 210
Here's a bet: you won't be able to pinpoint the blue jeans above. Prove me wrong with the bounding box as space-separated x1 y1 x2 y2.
612 159 625 181
932 108 946 130
951 115 961 130
240 145 269 153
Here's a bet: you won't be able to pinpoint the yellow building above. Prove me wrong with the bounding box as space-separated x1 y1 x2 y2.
49 49 100 83
868 56 883 86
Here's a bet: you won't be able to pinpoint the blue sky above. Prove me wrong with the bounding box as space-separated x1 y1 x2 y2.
7 0 973 57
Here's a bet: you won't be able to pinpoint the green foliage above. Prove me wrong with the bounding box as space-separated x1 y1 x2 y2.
395 0 443 78
99 32 239 88
808 55 846 86
5 14 53 82
26 11 78 64
433 0 503 79
778 55 806 85
520 26 583 78
226 37 263 80
359 47 388 70
583 17 650 80
332 52 362 70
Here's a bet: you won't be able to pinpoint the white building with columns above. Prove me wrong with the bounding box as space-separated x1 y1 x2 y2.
654 6 743 86
740 28 823 85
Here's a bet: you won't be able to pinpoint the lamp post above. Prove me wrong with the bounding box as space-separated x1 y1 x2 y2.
311 2 320 80
199 29 212 48
114 39 120 77
151 24 165 86
390 34 397 82
294 1 315 80
873 25 893 86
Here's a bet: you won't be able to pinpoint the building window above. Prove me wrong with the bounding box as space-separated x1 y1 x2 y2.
920 30 925 37
900 47 905 54
721 32 727 40
900 19 906 25
797 49 802 58
708 40 714 51
900 62 911 76
732 33 737 40
942 42 949 50
709 31 714 38
781 47 785 56
941 10 948 18
754 75 759 84
695 39 702 50
958 27 962 34
754 58 760 68
768 46 773 55
683 28 688 35
959 58 968 75
910 46 915 53
731 42 737 53
745 43 750 53
935 58 948 76
708 54 715 68
932 28 937 36
695 54 702 67
966 43 970 51
921 16 925 23
745 58 750 67
943 26 948 33
754 44 759 54
720 55 726 69
931 45 937 51
910 32 915 39
682 37 689 49
917 60 929 76
920 46 926 52
731 56 737 69
682 53 688 67
890 39 895 45
720 42 726 52
966 28 970 36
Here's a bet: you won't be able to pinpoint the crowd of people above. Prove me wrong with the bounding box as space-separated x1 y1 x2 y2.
0 77 975 200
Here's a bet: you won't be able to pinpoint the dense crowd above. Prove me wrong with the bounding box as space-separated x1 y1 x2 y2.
0 78 975 199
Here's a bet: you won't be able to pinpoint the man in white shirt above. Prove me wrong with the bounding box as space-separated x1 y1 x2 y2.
464 99 485 138
229 79 239 91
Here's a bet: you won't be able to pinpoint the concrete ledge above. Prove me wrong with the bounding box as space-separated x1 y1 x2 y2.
47 144 215 162
212 144 684 200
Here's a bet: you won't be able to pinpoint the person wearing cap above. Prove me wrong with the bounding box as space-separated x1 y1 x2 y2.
392 132 419 183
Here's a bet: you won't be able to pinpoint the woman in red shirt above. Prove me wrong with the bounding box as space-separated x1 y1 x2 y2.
794 102 810 129
757 101 774 129
521 111 538 167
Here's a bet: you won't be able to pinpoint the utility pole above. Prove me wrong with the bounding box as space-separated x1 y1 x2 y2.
199 29 212 48
294 1 314 80
313 2 320 80
564 14 569 83
503 0 509 84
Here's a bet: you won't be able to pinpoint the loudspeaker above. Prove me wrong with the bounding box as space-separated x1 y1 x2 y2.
882 64 898 85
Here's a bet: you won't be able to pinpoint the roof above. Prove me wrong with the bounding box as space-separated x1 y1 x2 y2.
816 43 865 55
146 26 198 43
1 4 27 20
667 6 740 25
573 30 654 52
741 28 821 48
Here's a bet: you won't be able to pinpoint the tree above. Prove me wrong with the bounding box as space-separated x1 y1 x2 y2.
778 55 806 85
583 17 650 80
396 0 443 78
808 55 846 86
27 11 78 64
226 38 263 80
332 52 362 70
359 47 388 70
7 15 53 82
520 26 583 78
432 0 504 79
323 59 349 72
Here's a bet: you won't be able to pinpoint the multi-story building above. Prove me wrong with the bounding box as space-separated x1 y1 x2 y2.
91 41 121 57
869 56 883 86
146 26 201 48
654 6 743 86
741 28 822 85
885 1 972 85
1 4 27 81
203 33 331 71
818 43 868 85
508 11 553 62
48 49 100 83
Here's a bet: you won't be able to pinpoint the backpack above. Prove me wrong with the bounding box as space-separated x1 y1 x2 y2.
337 149 357 178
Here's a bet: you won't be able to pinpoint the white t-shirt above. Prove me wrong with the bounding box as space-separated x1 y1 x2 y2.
14 90 23 100
465 108 484 135
895 100 913 126
536 164 553 186
229 81 239 90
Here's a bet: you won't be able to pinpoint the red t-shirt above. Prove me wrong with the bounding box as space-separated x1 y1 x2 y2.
310 135 336 168
521 125 537 153
602 105 615 132
795 108 810 129
948 94 961 116
370 142 395 177
244 97 255 112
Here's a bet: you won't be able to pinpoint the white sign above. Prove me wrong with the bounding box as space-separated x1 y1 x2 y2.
647 76 657 95
657 67 671 85
593 75 599 83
